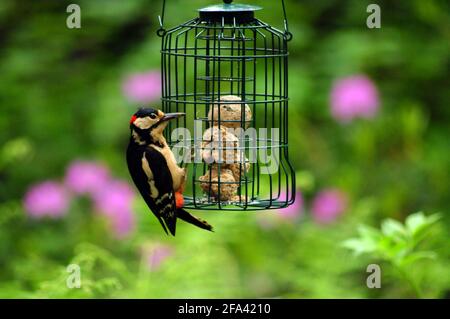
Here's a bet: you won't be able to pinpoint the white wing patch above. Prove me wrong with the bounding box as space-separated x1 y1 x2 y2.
160 203 174 217
141 153 159 199
156 193 172 205
148 180 159 198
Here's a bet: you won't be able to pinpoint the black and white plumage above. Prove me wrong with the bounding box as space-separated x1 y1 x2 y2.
126 107 213 236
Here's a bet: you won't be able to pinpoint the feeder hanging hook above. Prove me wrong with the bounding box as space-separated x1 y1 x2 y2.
157 0 167 37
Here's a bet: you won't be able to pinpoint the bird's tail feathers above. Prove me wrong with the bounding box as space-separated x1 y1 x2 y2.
162 214 177 236
157 217 169 235
177 209 213 232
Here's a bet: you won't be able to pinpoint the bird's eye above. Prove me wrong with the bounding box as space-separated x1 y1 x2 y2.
149 113 157 119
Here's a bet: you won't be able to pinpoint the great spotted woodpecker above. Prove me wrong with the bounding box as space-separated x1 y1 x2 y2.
127 107 213 236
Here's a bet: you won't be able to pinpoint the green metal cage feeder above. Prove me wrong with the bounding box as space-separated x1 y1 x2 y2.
157 0 295 210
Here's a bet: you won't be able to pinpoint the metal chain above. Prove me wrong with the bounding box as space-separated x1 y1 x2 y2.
157 0 166 37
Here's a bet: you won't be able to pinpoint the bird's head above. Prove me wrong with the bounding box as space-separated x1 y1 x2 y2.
129 107 185 145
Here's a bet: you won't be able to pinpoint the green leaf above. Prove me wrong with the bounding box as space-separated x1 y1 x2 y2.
405 212 440 234
399 251 437 266
341 238 376 255
357 224 382 241
381 219 407 241
405 212 426 234
341 225 383 256
405 212 441 243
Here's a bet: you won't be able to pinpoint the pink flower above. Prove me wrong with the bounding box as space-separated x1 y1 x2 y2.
93 180 135 237
330 75 380 123
122 70 161 103
143 243 174 271
278 191 303 220
23 181 70 218
64 161 110 196
311 188 347 224
257 190 303 229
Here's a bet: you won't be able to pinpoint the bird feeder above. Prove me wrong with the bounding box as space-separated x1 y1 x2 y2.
157 0 295 210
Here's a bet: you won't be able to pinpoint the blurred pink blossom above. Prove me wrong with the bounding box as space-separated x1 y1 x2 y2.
278 191 303 220
330 75 379 123
312 188 347 224
64 161 110 196
122 70 161 103
257 191 303 229
23 181 70 218
143 243 174 271
93 180 135 237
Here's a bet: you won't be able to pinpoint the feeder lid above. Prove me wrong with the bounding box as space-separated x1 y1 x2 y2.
198 1 261 23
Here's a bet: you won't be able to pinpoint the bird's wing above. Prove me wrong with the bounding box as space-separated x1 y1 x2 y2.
142 146 177 235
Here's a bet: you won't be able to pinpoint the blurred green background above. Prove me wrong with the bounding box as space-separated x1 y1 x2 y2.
0 0 449 298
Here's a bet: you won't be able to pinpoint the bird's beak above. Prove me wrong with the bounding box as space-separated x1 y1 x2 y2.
160 112 185 122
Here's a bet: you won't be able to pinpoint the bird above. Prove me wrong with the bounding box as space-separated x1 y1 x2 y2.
126 107 213 236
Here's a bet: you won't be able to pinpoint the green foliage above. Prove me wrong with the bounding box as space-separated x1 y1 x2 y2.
343 212 447 297
36 243 129 298
343 212 441 264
